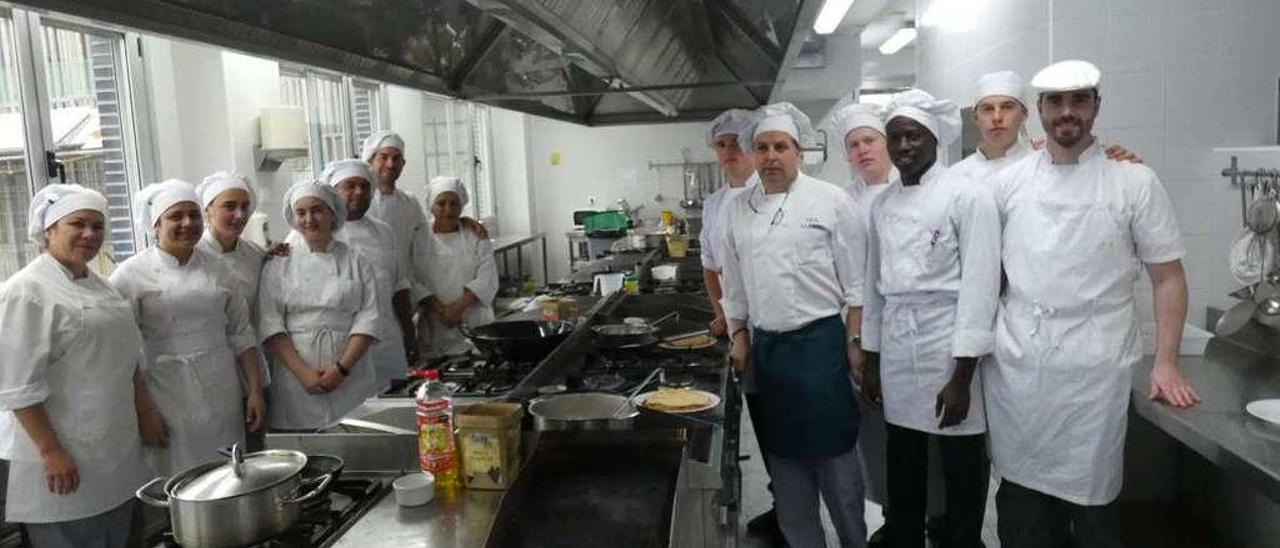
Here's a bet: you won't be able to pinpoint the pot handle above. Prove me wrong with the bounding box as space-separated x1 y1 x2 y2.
283 473 333 504
135 477 171 508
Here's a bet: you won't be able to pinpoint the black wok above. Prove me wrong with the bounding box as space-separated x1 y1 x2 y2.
460 320 574 362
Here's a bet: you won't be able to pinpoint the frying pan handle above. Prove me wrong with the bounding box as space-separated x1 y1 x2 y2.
283 473 333 504
135 477 171 508
457 323 476 340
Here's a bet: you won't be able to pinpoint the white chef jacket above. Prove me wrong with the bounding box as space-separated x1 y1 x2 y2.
289 216 411 384
110 246 255 474
258 239 382 430
700 173 759 272
196 230 270 386
0 254 149 523
949 139 1031 185
719 173 866 332
410 227 499 356
987 143 1185 505
862 165 1001 435
843 167 898 233
368 187 428 282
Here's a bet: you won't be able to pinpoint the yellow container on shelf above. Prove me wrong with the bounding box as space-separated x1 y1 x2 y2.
455 403 523 490
665 234 689 258
660 210 675 228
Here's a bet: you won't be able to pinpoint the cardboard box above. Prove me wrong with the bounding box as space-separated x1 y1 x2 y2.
455 403 523 490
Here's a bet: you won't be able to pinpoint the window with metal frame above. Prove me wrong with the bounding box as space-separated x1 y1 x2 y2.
278 65 385 183
422 96 494 219
0 9 147 281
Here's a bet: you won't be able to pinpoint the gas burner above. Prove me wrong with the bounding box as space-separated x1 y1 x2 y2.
661 373 695 389
583 373 625 392
153 478 388 547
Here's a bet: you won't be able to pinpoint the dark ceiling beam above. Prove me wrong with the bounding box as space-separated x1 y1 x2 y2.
470 79 778 100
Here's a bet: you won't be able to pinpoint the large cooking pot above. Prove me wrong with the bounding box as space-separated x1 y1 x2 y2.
136 444 333 547
528 392 639 431
460 320 574 362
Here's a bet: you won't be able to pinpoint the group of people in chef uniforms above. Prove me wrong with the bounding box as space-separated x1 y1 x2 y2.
699 59 1203 548
0 131 497 546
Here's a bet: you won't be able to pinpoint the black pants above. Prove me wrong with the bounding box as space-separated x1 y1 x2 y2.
995 480 1125 548
744 392 776 501
885 423 988 548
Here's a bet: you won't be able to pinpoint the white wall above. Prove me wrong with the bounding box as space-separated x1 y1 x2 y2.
525 118 711 281
915 0 1280 327
491 107 532 237
386 85 428 201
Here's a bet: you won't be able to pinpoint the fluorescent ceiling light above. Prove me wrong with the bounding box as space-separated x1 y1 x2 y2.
878 27 917 55
813 0 856 35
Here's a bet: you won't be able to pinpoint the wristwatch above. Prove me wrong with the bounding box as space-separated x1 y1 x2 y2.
335 360 350 377
847 335 862 348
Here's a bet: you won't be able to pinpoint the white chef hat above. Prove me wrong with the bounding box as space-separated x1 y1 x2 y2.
1030 59 1101 93
742 102 817 153
27 183 108 246
360 130 405 161
975 70 1026 106
705 108 757 147
134 179 200 234
427 176 469 208
828 94 886 140
283 180 347 231
196 171 257 212
321 159 375 188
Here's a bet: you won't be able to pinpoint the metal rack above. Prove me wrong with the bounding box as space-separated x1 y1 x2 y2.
1221 155 1280 227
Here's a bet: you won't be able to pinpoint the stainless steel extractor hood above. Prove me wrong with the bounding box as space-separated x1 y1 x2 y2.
15 0 820 125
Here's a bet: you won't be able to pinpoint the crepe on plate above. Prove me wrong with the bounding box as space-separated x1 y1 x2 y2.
644 388 711 411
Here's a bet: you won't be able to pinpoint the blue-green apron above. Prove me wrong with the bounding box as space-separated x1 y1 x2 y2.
751 314 860 459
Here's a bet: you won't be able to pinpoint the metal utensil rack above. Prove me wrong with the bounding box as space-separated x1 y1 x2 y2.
1222 155 1280 227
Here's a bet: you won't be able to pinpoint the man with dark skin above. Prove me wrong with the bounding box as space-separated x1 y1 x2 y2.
861 89 1000 548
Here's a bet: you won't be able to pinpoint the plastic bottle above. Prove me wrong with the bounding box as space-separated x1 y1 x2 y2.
415 369 460 490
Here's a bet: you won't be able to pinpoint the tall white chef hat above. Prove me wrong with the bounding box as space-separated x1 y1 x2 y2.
134 179 200 234
1030 60 1101 93
427 176 469 208
886 88 962 163
27 183 108 246
828 94 886 140
360 130 405 162
196 171 257 212
283 179 346 231
705 108 757 148
975 70 1026 106
741 102 817 153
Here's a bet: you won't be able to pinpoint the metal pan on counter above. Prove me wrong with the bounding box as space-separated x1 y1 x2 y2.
136 444 339 547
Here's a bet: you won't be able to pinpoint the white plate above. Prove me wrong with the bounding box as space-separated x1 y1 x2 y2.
658 337 717 350
633 389 721 413
1246 399 1280 426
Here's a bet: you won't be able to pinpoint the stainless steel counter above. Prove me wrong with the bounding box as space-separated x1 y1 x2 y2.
1130 337 1280 503
329 486 504 548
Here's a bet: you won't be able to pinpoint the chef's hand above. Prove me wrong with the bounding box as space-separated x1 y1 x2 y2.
936 380 971 429
40 446 79 495
862 352 882 406
295 367 328 395
245 391 266 432
318 366 346 392
1104 144 1142 163
138 405 170 448
266 242 291 258
461 217 490 238
729 329 751 373
848 344 867 385
1149 360 1201 409
708 315 727 337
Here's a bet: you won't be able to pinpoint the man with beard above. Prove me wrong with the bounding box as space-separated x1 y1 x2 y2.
987 60 1200 546
861 89 1001 548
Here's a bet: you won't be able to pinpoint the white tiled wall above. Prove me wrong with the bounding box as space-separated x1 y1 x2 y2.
916 0 1280 326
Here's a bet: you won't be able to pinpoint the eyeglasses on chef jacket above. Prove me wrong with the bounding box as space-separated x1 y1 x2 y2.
747 185 791 226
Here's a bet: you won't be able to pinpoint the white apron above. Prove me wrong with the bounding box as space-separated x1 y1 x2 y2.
986 146 1181 505
413 229 497 357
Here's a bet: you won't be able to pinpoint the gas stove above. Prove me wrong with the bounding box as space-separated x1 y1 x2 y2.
382 354 539 399
151 478 388 548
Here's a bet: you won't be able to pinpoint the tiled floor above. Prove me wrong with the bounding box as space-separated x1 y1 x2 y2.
735 408 1001 548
